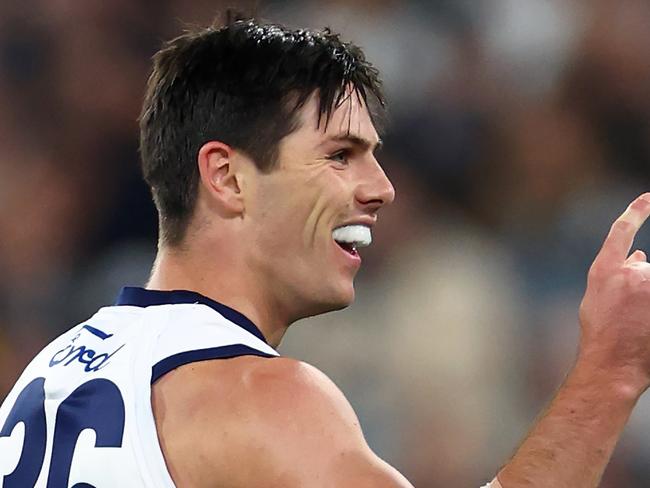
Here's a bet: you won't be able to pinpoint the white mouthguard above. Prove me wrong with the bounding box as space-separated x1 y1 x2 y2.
332 225 372 248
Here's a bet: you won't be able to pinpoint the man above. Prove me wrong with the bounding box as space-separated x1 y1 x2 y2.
2 17 650 488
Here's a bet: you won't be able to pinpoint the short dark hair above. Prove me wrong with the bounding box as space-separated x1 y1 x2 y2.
139 16 385 246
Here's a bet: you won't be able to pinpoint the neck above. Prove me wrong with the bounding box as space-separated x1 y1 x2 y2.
147 243 290 348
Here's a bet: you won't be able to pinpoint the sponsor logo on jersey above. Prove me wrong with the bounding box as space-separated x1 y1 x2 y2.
49 325 125 372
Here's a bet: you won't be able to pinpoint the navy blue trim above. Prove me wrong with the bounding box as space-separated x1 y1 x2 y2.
115 287 268 344
82 324 113 340
151 344 276 384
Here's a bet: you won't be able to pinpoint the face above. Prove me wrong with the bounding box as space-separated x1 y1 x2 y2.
244 91 395 322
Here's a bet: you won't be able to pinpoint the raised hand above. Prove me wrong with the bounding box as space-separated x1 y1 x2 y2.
579 192 650 392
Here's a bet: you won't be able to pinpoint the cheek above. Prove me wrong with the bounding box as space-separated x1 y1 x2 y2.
254 169 349 252
300 173 351 250
302 192 336 249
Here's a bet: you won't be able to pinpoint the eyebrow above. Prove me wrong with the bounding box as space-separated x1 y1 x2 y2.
321 134 383 153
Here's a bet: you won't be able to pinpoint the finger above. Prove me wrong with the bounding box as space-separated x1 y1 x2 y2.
625 249 647 265
595 193 650 269
626 261 650 282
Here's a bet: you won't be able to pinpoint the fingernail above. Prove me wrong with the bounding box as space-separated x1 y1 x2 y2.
641 192 650 203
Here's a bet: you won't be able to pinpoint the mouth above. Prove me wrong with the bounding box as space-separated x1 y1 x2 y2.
331 224 372 260
335 241 359 257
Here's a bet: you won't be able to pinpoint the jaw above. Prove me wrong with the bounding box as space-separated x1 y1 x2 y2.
286 244 359 322
297 283 355 320
318 239 359 309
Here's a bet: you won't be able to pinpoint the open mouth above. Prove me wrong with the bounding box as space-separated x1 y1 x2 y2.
331 224 371 259
335 240 359 257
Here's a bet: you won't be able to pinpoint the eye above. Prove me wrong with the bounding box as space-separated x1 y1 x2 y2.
328 149 350 166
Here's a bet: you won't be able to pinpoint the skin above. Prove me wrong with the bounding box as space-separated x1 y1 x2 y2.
150 91 406 486
149 91 393 346
150 89 650 487
498 195 650 487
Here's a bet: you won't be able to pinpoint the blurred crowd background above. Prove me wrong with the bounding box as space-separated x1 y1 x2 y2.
2 0 650 485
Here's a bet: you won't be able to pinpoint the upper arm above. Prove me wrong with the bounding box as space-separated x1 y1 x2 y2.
153 356 413 488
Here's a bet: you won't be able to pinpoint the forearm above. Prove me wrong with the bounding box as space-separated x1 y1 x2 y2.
497 358 642 487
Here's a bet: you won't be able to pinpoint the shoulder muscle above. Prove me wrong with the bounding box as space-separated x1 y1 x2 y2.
153 356 412 488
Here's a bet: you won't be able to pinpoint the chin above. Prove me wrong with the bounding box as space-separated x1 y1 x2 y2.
321 283 356 313
302 283 355 318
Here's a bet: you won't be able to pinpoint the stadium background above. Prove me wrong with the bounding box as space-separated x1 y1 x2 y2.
2 0 650 485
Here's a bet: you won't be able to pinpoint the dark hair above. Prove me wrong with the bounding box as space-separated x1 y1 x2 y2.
139 16 385 246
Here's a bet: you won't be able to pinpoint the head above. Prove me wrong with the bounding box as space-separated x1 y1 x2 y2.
140 17 395 322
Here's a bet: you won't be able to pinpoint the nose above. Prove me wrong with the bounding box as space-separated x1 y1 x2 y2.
356 158 396 211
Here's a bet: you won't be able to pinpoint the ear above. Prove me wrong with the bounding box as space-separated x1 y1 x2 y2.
197 141 245 216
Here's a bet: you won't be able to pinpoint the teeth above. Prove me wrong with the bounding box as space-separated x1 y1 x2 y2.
332 225 372 248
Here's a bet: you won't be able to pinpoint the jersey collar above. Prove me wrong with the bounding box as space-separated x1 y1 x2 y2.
115 287 268 344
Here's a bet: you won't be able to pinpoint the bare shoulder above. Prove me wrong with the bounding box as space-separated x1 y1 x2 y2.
152 356 412 488
239 356 362 432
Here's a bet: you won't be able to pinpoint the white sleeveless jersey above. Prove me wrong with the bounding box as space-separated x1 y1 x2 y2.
0 287 279 487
